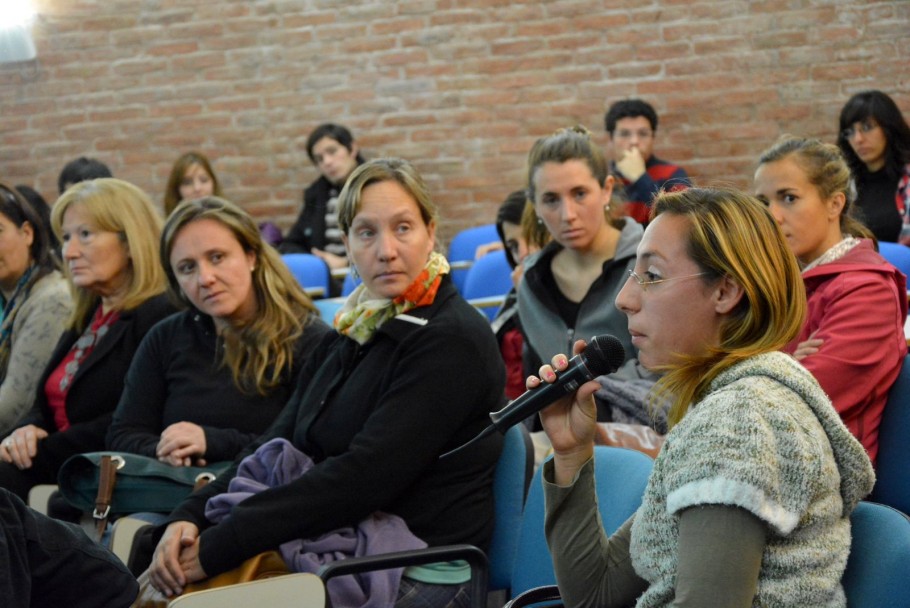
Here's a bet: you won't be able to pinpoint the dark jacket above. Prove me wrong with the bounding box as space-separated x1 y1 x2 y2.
167 277 506 577
279 175 342 254
0 294 176 499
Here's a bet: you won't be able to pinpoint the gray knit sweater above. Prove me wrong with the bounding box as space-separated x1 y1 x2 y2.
630 352 875 607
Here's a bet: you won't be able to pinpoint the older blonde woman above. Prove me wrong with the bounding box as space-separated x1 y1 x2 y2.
0 178 175 501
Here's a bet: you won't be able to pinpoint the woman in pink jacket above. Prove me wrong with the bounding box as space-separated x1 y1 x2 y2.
755 135 907 464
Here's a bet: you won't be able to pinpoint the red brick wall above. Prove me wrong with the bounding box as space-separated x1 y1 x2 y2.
2 0 908 243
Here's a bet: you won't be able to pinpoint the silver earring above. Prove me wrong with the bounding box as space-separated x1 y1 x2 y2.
349 265 360 280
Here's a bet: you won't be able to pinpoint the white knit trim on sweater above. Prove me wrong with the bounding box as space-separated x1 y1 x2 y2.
666 477 801 535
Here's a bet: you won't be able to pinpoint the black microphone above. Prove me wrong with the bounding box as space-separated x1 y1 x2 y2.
440 335 626 458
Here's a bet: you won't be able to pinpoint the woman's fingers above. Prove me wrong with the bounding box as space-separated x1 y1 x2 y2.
149 523 198 596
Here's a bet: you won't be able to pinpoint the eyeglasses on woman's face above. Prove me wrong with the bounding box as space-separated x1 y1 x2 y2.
626 268 708 291
841 120 879 140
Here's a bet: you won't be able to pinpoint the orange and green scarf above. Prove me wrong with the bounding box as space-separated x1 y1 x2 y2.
335 252 450 345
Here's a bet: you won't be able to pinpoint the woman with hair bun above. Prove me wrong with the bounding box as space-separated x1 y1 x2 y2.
755 135 907 464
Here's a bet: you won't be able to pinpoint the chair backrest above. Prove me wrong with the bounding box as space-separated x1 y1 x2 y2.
870 354 910 515
281 253 331 297
166 572 327 607
488 424 534 592
878 241 910 278
313 297 345 324
463 250 513 322
447 224 499 293
341 271 361 296
842 501 910 607
510 446 653 597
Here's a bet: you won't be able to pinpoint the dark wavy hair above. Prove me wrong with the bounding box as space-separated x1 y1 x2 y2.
0 182 57 277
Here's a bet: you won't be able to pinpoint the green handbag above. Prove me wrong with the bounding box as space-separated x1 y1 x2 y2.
58 452 231 534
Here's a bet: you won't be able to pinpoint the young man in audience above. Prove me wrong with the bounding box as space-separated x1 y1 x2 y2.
605 98 690 224
57 156 113 195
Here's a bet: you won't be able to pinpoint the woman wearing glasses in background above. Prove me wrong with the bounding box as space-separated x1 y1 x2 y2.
534 188 874 607
837 90 910 243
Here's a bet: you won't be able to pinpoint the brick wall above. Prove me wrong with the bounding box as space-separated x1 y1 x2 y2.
1 0 908 244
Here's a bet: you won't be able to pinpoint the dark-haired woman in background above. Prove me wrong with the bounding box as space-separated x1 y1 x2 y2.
0 182 71 437
837 90 910 243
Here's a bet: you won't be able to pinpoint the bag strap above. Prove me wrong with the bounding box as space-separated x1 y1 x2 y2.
93 454 123 538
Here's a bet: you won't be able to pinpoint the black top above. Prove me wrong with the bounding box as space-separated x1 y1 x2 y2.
856 167 901 242
107 310 332 461
167 277 506 577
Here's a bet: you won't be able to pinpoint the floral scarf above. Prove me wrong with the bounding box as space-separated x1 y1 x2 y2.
801 236 861 273
335 252 450 345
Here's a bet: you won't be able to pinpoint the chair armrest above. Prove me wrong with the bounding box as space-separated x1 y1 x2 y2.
317 544 488 608
503 584 562 608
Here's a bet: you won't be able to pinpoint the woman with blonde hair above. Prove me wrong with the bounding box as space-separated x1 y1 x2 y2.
144 158 505 607
755 135 907 464
107 197 330 467
536 187 873 606
0 178 175 502
163 152 223 216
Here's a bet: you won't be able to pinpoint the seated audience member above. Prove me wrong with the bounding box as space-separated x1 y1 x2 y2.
163 152 223 217
14 185 60 251
144 158 505 606
755 135 907 464
0 178 174 502
0 183 71 437
605 99 690 224
836 90 910 243
489 190 536 400
535 187 874 607
0 487 139 607
279 123 365 269
57 156 112 195
107 197 331 467
517 126 641 376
